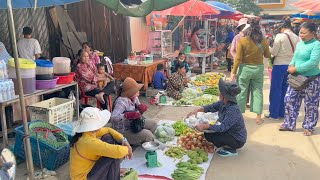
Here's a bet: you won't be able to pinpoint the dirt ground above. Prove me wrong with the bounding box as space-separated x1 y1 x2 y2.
14 68 320 180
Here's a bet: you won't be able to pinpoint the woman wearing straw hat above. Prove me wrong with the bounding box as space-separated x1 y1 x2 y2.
70 107 132 180
111 77 158 145
187 79 247 157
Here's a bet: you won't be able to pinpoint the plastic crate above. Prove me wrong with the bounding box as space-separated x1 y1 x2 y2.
13 125 70 170
28 98 74 125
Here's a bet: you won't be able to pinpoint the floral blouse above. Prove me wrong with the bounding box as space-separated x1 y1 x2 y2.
166 72 187 100
76 62 98 92
89 52 101 66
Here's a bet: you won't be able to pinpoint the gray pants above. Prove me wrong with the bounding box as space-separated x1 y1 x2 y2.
87 135 121 180
124 120 158 145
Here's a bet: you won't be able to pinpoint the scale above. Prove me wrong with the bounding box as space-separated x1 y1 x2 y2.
142 141 161 168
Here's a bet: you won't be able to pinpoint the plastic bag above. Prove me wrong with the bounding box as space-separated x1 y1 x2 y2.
56 122 75 136
154 124 175 143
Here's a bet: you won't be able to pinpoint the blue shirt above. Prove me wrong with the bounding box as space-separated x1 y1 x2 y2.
225 32 235 44
203 101 247 143
0 42 12 64
153 71 167 90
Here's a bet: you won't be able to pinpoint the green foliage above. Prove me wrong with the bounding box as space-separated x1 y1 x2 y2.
204 0 262 15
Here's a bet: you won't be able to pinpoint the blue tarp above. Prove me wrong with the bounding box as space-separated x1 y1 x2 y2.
291 12 320 19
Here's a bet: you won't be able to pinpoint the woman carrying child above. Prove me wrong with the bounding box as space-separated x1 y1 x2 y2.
76 49 114 110
111 77 158 145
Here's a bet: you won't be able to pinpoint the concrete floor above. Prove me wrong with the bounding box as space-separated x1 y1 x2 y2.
15 68 320 180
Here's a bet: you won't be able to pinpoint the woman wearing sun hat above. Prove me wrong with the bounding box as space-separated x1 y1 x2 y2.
70 107 132 180
111 77 158 145
187 79 247 157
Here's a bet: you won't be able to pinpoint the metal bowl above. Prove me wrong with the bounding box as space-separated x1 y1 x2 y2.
142 141 160 151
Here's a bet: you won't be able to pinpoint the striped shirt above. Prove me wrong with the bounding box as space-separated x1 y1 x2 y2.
0 42 12 64
203 101 247 143
111 96 140 133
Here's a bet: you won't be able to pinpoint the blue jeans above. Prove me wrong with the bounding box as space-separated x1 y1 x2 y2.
269 65 289 118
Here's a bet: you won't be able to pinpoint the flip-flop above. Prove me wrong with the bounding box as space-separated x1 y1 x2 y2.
256 118 264 125
279 126 293 131
216 149 238 157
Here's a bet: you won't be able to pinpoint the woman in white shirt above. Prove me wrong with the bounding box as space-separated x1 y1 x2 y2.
265 20 300 119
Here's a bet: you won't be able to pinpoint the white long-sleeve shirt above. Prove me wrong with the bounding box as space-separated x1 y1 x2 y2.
270 30 300 65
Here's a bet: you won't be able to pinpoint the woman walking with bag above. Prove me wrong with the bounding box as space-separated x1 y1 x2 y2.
279 22 320 136
231 19 271 125
265 19 299 119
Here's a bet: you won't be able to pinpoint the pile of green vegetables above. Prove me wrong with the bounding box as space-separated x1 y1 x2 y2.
181 88 202 99
165 147 187 159
172 121 189 136
192 94 219 106
187 149 209 164
172 162 204 180
174 97 193 106
204 86 219 96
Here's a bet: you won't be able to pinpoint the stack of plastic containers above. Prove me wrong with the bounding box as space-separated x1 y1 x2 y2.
8 58 36 95
0 59 15 102
52 57 74 84
35 60 59 90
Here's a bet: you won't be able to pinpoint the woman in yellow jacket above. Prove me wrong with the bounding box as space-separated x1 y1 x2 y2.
231 19 271 125
70 107 133 180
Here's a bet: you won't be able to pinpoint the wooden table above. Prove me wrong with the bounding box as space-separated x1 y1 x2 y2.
186 48 216 74
112 59 167 90
0 82 80 147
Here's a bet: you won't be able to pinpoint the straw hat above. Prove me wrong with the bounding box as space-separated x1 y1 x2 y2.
218 79 241 103
121 77 144 98
73 107 111 133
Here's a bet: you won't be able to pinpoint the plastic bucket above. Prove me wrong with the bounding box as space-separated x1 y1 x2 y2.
52 57 71 75
56 72 75 84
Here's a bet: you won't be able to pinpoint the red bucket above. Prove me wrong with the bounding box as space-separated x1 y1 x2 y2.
56 72 75 84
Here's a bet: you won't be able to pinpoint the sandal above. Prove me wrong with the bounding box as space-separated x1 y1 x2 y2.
303 129 313 136
256 118 264 125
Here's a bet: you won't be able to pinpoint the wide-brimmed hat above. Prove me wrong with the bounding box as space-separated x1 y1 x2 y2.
73 107 111 133
218 79 241 103
236 18 248 31
121 77 144 98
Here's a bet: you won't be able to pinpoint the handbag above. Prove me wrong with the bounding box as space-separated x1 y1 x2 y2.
130 116 145 133
271 33 295 64
288 74 317 91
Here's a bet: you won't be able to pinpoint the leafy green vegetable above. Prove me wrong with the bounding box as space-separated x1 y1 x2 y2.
165 147 187 159
192 94 219 106
172 162 204 180
172 121 189 136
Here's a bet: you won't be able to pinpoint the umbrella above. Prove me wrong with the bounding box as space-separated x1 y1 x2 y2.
96 0 188 17
291 0 320 12
154 0 220 17
0 0 79 9
4 0 80 179
292 11 320 19
205 1 236 16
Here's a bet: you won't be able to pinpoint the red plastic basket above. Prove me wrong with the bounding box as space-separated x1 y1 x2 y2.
56 72 75 84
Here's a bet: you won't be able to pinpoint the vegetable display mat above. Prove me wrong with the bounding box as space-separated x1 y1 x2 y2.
121 120 214 180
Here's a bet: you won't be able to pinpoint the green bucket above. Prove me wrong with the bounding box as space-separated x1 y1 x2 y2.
184 45 191 54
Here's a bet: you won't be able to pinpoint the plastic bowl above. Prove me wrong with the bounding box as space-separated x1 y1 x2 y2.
56 72 75 84
142 141 160 151
36 77 59 90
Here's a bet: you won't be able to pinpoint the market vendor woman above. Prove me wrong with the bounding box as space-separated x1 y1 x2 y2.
70 107 132 180
111 77 158 145
167 62 190 100
187 79 247 157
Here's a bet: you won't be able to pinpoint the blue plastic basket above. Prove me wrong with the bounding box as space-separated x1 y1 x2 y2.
13 125 70 170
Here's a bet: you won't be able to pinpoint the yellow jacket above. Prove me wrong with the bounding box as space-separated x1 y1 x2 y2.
232 37 271 74
70 127 128 180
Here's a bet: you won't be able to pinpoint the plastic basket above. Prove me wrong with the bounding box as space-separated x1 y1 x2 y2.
56 72 75 84
36 77 59 90
28 98 74 125
13 124 70 170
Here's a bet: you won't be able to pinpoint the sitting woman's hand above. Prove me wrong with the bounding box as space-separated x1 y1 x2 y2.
122 141 133 160
124 111 141 120
137 103 148 114
195 123 210 132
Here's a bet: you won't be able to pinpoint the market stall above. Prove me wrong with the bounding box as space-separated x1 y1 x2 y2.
157 72 225 107
113 59 167 90
121 119 217 180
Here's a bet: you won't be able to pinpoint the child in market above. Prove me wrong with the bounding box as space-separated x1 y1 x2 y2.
171 52 191 77
96 63 114 90
153 64 167 90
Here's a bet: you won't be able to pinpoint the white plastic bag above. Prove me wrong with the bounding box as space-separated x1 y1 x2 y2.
154 124 175 143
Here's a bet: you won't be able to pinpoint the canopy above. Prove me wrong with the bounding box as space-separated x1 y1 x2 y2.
291 11 320 19
153 0 220 17
0 0 80 9
291 0 320 12
205 1 236 16
96 0 188 17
